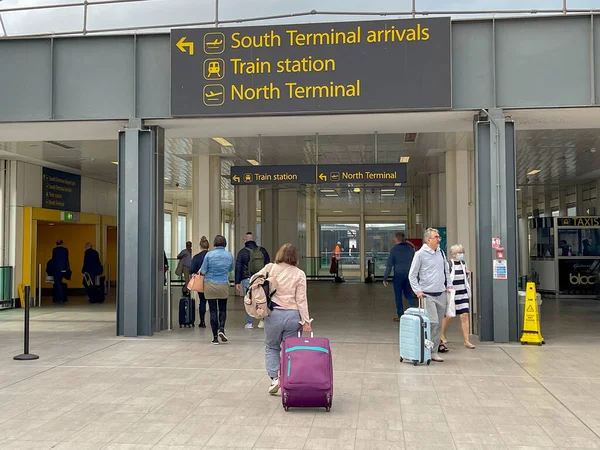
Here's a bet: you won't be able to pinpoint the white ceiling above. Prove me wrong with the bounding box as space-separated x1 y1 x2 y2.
0 108 600 207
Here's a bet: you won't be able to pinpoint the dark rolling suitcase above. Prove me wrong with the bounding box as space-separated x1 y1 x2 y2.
179 297 195 328
84 273 105 304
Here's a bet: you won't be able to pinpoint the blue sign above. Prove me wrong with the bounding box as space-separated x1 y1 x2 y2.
42 168 81 212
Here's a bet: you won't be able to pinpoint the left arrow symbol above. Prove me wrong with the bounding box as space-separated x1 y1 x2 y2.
176 37 194 55
232 175 241 183
319 173 327 182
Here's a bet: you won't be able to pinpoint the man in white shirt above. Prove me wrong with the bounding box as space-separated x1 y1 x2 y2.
408 228 451 362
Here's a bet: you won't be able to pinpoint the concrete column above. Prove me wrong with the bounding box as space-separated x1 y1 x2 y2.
306 189 318 258
518 215 529 277
235 185 257 254
576 184 585 215
192 155 221 244
117 123 166 337
438 173 447 227
428 174 439 227
209 156 222 238
445 150 458 249
278 188 307 269
171 199 178 256
475 110 518 343
260 187 278 257
544 190 552 217
359 189 366 280
559 187 567 216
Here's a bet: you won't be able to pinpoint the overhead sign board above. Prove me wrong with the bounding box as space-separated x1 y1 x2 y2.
42 167 81 212
230 165 317 185
558 217 600 227
316 164 407 184
171 17 451 117
230 163 407 185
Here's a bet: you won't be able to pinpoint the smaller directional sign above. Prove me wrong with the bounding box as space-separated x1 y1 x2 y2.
317 164 407 184
231 165 316 185
176 36 194 55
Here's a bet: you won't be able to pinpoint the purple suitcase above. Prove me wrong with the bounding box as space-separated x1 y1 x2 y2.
280 333 333 412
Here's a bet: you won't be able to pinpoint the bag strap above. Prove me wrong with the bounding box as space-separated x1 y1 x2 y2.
441 250 448 288
275 265 292 282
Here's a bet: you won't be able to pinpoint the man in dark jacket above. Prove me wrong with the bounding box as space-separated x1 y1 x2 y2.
51 240 70 304
235 232 270 329
82 243 103 302
383 232 415 321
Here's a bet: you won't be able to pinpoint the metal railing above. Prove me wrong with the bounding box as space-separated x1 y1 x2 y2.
0 0 592 39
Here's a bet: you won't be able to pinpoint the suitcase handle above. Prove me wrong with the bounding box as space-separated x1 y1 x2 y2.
298 318 314 338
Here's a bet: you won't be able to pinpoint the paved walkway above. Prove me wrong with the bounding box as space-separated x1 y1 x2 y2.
1 283 600 449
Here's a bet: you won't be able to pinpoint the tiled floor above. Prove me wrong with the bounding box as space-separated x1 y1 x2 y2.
1 283 600 449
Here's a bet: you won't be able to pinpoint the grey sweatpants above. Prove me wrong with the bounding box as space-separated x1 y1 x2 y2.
264 309 301 379
424 293 448 355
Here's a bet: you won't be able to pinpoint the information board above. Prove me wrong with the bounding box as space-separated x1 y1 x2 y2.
230 165 317 185
171 17 451 116
316 164 407 184
42 167 81 212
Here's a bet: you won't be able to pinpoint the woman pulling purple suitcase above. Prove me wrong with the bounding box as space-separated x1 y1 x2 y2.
256 244 312 394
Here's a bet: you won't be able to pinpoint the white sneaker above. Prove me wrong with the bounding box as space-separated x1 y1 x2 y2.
258 320 265 329
268 378 280 394
244 323 254 329
431 354 444 362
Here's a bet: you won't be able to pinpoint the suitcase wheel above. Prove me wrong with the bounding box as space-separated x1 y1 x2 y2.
413 361 418 366
284 406 289 412
179 325 182 328
427 360 431 366
400 357 404 362
326 406 331 412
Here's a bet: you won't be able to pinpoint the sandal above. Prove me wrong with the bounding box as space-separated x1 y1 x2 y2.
439 343 449 353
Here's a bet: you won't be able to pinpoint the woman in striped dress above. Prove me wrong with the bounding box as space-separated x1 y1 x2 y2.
441 244 475 349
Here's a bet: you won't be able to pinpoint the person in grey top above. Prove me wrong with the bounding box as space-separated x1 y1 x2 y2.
408 228 451 362
177 241 193 291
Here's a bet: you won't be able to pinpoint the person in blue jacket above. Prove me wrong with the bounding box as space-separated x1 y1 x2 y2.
383 232 415 321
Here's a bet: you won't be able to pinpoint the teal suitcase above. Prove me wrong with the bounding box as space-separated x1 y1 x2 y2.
399 305 432 366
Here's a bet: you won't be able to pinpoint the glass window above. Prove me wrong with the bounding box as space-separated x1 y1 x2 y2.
177 215 187 253
558 228 600 256
318 223 360 269
366 223 406 274
567 206 577 216
164 213 172 257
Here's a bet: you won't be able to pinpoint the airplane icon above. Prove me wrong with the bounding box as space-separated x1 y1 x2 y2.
203 84 225 106
204 32 225 54
206 39 223 48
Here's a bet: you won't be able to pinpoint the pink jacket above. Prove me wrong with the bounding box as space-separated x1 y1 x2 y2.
258 263 310 324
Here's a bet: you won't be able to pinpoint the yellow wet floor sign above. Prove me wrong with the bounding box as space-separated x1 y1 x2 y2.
520 282 545 345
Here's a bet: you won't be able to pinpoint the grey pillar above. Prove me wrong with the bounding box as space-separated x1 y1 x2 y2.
475 110 518 342
117 122 166 337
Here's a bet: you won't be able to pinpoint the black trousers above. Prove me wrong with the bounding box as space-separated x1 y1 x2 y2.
199 292 207 323
207 299 227 337
52 276 67 303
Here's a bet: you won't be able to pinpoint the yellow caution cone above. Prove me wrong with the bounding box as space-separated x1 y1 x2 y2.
520 282 544 346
